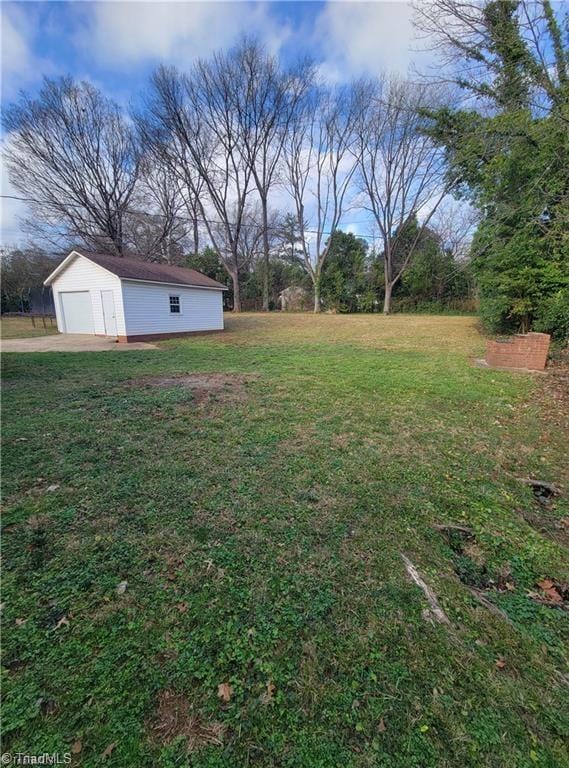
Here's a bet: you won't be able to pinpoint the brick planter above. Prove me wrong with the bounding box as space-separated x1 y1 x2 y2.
485 332 551 371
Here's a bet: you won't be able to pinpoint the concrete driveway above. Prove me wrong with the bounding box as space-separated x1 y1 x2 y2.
1 334 157 352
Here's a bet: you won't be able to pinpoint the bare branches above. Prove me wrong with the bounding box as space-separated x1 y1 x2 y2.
144 50 262 311
3 77 140 256
413 0 568 113
3 34 497 315
126 161 189 264
231 39 314 310
283 83 360 312
354 75 457 312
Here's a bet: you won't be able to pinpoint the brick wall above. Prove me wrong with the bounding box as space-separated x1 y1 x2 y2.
485 332 551 371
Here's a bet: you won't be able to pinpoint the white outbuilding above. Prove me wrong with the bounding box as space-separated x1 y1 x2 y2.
44 250 226 342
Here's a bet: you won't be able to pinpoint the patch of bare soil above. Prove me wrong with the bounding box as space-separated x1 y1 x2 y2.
134 372 258 405
148 689 225 752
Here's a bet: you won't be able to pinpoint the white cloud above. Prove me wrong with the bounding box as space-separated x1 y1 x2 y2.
0 143 29 247
1 3 57 99
1 4 35 96
315 1 416 79
78 1 292 68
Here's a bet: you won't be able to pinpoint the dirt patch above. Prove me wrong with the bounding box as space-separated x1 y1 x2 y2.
148 689 225 752
436 524 513 591
133 373 257 405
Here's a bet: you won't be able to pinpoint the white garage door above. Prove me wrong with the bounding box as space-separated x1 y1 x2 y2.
60 292 95 334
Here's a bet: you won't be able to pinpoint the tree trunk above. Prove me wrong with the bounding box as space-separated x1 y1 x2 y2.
193 216 199 256
261 196 270 312
231 271 241 313
383 253 392 314
313 275 321 313
383 282 392 314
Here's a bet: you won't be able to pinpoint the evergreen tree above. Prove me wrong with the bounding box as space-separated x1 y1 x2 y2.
320 231 368 312
420 0 569 337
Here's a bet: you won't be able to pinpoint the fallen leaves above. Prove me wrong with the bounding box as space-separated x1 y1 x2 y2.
148 689 225 752
536 579 562 602
217 683 232 703
528 578 567 606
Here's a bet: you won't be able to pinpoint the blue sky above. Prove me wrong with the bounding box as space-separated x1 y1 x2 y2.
2 1 418 103
1 1 419 244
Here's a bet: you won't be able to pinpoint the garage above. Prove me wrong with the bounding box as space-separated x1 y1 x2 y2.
60 291 95 334
45 250 226 341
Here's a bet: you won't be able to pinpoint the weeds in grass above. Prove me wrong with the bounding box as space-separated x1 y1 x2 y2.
2 314 568 767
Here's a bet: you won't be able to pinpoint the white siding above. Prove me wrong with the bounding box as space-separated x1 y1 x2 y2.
51 255 126 336
121 280 224 336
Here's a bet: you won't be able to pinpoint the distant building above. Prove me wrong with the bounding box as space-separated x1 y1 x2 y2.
278 286 311 312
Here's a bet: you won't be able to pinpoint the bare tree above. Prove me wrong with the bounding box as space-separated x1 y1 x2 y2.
3 77 140 256
1 247 60 312
234 39 313 311
234 204 266 272
354 76 457 313
145 58 254 311
283 84 360 312
127 160 189 263
136 102 205 260
429 200 480 262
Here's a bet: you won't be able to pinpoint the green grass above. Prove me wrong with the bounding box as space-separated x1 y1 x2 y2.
2 314 568 767
1 316 59 339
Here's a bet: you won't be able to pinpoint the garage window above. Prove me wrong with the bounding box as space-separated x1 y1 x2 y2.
169 295 181 314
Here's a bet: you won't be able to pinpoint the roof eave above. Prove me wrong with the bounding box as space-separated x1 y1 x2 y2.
44 250 122 286
119 277 227 291
44 250 227 290
43 250 82 286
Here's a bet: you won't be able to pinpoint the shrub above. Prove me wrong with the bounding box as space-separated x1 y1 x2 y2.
533 288 569 341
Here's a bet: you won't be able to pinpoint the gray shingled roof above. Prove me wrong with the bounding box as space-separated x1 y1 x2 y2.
81 252 227 290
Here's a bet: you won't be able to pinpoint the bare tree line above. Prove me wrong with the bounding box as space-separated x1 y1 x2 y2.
3 37 460 313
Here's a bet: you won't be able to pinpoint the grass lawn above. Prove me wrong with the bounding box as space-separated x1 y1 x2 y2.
1 316 59 339
2 313 568 767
